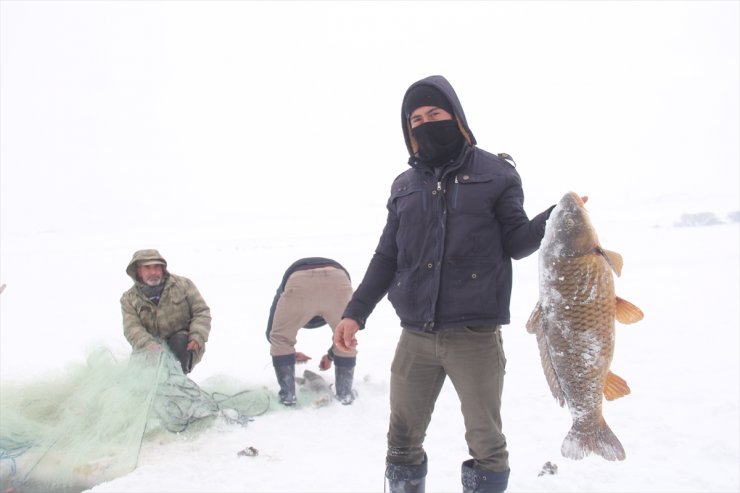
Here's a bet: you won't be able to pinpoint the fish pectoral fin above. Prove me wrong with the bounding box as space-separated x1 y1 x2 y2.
599 248 624 277
526 303 543 334
615 297 644 324
604 371 631 401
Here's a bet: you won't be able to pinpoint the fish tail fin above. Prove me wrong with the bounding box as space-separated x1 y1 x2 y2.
561 418 626 461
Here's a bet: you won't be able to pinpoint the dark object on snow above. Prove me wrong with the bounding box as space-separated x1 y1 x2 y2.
297 369 333 407
272 354 297 406
674 211 724 227
237 446 259 457
461 459 510 493
538 461 558 477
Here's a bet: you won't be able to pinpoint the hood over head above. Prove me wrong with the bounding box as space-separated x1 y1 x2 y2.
403 84 454 117
401 75 476 157
126 249 168 282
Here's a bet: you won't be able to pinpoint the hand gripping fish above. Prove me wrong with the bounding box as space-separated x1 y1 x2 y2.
526 192 644 461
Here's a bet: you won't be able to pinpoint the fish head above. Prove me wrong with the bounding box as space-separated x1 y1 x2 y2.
544 192 600 256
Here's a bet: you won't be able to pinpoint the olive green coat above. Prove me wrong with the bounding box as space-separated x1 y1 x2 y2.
121 249 211 367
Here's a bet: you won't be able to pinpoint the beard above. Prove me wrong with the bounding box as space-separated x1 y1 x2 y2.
142 275 163 287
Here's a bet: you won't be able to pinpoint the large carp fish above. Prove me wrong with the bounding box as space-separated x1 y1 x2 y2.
526 192 643 461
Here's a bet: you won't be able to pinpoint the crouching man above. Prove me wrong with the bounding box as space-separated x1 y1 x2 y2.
121 249 211 374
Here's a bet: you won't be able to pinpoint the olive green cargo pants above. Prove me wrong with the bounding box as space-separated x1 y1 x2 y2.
387 326 509 473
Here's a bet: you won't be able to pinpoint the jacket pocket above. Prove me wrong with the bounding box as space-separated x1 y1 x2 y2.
451 172 496 212
170 290 187 305
391 184 427 214
439 257 499 319
387 268 421 324
134 300 156 329
160 289 190 334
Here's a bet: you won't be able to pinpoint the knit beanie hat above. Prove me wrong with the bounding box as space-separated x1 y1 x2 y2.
404 85 454 118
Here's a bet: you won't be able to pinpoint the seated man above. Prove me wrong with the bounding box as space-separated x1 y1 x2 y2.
267 257 357 405
121 249 211 374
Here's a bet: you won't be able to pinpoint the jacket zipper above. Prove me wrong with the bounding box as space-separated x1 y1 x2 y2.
428 178 448 330
452 175 459 209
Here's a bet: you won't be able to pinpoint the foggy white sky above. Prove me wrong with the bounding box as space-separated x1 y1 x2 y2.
1 1 738 241
1 6 738 489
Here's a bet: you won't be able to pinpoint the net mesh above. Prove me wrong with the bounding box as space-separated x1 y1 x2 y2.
0 347 272 493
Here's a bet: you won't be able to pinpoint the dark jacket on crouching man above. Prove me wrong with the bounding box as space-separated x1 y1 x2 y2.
267 257 356 406
336 75 554 493
121 249 211 374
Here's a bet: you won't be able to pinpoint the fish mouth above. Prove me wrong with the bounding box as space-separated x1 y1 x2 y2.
566 191 588 209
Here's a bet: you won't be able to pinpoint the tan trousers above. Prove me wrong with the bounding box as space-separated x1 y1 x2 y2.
269 267 356 358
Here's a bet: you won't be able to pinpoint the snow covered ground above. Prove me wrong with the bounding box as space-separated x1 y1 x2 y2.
1 2 738 492
1 194 738 493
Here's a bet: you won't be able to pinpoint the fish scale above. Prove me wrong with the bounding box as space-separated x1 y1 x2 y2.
527 192 643 461
543 256 614 409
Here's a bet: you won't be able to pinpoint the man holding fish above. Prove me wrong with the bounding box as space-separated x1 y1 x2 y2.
333 75 559 493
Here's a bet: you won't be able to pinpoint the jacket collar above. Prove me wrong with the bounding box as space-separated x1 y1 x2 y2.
408 142 472 177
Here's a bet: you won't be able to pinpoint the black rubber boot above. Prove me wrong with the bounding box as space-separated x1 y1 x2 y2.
385 457 427 493
166 331 193 374
461 459 510 493
272 354 297 406
334 356 356 405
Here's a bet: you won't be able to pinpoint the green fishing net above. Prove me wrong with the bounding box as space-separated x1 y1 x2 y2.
0 347 272 493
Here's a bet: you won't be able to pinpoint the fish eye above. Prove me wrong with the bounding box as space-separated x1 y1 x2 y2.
564 218 575 228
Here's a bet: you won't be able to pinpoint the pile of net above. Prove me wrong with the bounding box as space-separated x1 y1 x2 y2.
0 347 273 493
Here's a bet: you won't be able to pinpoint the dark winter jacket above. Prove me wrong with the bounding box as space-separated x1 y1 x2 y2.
342 75 552 331
265 257 351 342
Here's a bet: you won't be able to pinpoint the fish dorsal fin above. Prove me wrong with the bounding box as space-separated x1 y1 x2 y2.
604 371 631 401
597 247 623 277
615 296 644 324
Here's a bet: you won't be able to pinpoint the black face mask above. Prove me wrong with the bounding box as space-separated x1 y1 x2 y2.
411 120 464 167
